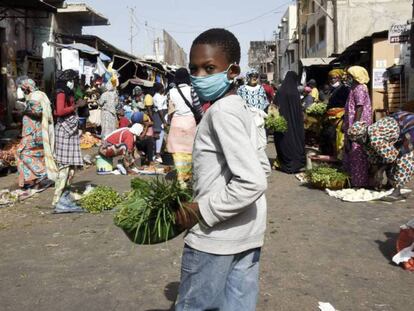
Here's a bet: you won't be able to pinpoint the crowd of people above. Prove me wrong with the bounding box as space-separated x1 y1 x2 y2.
272 65 414 202
7 26 414 310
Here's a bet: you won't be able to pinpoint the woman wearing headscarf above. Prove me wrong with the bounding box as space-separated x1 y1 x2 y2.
320 69 350 156
238 69 269 148
99 82 118 138
15 77 57 188
53 69 84 206
237 69 268 111
167 67 203 187
343 66 373 187
274 71 305 173
348 111 414 201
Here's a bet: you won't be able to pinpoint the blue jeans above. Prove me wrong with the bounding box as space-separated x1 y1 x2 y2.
175 244 261 311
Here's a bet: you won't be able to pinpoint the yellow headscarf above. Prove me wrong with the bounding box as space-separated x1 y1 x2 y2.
328 69 344 78
144 94 153 107
347 66 370 84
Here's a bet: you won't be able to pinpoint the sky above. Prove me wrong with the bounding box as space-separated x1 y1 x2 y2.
81 0 294 70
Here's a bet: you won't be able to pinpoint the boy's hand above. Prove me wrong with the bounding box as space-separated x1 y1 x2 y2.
175 202 200 230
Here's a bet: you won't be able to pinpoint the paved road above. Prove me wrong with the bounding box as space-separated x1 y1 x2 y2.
1 147 414 311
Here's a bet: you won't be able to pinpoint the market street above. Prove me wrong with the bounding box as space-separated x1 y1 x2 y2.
1 145 414 311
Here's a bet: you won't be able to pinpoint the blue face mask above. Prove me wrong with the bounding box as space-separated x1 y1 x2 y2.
190 68 233 102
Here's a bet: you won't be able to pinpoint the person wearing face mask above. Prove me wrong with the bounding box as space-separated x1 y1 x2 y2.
14 77 57 189
174 28 270 311
319 69 350 156
53 69 84 206
274 71 306 174
343 66 373 188
237 69 268 111
327 69 350 110
98 81 119 138
237 69 269 148
166 68 203 187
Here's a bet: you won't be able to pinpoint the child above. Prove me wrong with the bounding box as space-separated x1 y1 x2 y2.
174 28 271 311
117 109 130 128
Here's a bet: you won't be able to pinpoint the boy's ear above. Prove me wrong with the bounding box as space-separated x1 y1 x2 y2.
227 64 241 80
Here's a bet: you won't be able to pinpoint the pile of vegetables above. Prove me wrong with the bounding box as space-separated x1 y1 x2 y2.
80 132 101 149
306 102 327 116
79 186 122 213
306 166 349 190
114 178 193 244
265 114 288 133
0 142 18 167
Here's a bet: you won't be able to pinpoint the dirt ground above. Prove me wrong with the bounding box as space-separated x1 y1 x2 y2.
1 146 414 311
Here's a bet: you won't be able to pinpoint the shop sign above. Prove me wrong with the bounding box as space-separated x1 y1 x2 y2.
389 23 411 43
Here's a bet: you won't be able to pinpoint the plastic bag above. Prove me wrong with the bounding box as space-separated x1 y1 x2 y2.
53 191 84 214
395 218 414 271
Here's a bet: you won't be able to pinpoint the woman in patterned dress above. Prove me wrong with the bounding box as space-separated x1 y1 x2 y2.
99 82 118 138
348 112 414 201
237 69 268 111
343 66 373 187
15 77 57 189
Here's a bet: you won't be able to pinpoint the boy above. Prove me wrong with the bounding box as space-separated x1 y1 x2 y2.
174 28 271 311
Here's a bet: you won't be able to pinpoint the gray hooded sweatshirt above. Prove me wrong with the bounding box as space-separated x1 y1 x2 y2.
184 95 271 255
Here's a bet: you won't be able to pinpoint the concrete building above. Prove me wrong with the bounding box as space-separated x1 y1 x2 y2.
298 0 412 59
247 41 276 82
277 4 299 81
0 0 108 126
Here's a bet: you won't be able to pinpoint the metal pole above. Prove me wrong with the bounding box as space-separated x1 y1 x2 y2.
129 7 134 55
273 31 279 83
332 0 339 54
297 0 302 60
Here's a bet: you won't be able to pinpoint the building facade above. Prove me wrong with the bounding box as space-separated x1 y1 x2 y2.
277 4 299 81
298 0 412 58
0 0 108 126
248 41 276 82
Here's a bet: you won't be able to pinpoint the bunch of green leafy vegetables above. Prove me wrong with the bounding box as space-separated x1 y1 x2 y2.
306 166 349 189
114 178 193 244
265 114 288 133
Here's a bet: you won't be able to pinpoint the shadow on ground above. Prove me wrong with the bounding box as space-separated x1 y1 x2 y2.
375 231 399 264
145 281 179 311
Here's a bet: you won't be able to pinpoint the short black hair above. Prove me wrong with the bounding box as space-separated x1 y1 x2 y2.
191 28 241 64
153 82 164 93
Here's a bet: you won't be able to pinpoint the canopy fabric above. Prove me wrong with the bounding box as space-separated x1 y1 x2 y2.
51 42 111 61
120 78 154 89
300 58 336 67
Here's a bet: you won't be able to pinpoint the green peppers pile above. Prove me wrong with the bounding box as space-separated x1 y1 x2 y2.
79 186 122 213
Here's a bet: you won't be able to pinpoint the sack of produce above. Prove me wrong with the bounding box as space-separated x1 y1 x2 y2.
114 178 193 245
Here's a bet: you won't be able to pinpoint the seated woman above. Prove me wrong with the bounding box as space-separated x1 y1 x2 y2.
99 124 143 173
348 111 414 201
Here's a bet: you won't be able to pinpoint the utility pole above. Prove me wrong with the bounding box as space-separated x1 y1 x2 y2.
273 31 279 83
332 0 339 55
128 6 135 55
297 0 302 60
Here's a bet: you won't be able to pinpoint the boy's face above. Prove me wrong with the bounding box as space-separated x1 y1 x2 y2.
189 44 240 79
